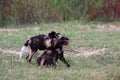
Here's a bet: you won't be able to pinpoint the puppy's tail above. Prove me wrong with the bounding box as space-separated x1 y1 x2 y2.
18 40 29 59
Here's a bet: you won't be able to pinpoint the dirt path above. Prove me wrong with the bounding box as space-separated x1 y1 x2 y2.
75 48 107 57
80 24 120 31
0 24 120 32
0 48 107 57
0 24 120 56
0 48 19 55
0 28 19 32
96 24 120 31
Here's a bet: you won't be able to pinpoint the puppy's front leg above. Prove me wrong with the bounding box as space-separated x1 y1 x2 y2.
59 53 70 67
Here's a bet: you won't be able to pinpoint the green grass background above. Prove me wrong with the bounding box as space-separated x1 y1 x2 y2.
0 22 120 80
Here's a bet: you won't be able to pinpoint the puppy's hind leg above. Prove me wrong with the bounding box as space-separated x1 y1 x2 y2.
26 50 36 63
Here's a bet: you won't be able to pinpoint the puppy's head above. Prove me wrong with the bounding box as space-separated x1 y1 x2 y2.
59 36 69 46
57 34 69 46
48 31 69 47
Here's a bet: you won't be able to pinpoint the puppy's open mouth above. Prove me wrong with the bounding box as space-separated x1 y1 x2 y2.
63 40 69 46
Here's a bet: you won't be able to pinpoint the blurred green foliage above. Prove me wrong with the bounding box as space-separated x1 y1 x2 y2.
0 0 120 27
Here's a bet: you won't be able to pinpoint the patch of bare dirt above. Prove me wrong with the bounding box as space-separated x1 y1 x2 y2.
0 28 19 32
96 24 120 31
75 48 107 57
80 24 120 31
64 47 108 57
0 48 19 55
32 27 40 31
0 48 43 55
0 48 119 58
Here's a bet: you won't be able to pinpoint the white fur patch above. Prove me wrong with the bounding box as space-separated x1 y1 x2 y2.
58 34 62 39
19 46 28 58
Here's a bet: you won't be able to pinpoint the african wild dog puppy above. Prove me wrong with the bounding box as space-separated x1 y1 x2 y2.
37 35 70 67
18 31 59 63
37 50 58 67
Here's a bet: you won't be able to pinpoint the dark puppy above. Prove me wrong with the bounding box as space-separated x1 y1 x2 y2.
37 35 70 67
18 31 59 63
37 50 58 67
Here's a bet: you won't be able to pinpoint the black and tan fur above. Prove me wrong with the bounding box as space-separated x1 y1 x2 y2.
19 31 59 63
37 36 70 67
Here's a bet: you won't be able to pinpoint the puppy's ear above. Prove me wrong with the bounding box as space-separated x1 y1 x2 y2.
56 33 60 37
51 31 56 36
49 31 57 38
